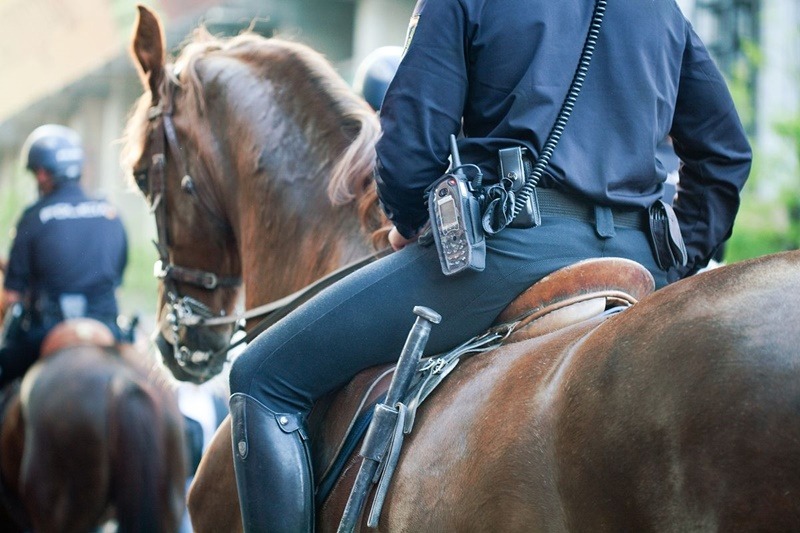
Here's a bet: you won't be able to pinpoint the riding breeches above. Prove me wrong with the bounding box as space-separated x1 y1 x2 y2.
229 215 669 415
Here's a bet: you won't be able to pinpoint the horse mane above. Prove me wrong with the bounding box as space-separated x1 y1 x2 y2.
122 28 390 248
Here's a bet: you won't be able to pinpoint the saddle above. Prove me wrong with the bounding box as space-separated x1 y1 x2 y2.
495 256 655 342
310 257 655 521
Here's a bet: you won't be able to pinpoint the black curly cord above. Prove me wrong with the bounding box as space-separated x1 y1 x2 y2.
511 0 608 218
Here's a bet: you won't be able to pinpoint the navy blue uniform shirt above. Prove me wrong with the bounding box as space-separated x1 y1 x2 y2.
4 182 128 318
375 0 752 277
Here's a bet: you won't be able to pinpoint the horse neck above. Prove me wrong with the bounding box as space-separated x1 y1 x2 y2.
201 57 376 309
235 180 372 309
240 218 373 310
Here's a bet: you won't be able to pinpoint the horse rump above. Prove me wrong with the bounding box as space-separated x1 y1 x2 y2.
18 346 186 533
107 372 187 533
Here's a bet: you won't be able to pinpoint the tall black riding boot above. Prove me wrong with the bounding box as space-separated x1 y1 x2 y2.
230 393 314 533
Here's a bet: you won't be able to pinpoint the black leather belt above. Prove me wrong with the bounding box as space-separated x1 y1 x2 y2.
535 188 648 231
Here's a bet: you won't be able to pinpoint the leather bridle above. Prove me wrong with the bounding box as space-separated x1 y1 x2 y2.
139 78 243 378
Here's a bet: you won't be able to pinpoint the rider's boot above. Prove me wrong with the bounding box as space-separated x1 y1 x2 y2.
230 392 314 533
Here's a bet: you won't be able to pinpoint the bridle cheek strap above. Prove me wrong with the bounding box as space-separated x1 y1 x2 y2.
146 88 242 293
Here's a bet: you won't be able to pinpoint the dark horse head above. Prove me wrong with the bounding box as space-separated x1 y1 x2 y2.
122 6 388 383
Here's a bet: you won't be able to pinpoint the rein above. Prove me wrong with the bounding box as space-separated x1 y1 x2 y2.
198 247 391 364
161 241 389 379
197 247 392 328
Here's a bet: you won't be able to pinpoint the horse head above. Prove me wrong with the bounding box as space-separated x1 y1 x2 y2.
123 6 388 383
124 6 244 383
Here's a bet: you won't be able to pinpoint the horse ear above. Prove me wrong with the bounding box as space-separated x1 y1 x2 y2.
131 5 166 99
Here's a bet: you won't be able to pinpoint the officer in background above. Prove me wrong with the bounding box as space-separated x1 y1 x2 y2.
0 124 128 387
352 46 404 112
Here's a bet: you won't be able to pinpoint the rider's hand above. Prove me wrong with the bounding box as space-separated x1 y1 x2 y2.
388 226 418 251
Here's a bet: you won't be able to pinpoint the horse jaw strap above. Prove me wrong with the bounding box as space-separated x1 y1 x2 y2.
154 257 241 291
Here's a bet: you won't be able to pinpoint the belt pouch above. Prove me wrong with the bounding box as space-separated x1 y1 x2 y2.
498 147 540 228
648 200 687 270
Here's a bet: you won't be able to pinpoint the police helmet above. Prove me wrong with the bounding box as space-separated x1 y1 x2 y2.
353 46 404 111
23 124 84 183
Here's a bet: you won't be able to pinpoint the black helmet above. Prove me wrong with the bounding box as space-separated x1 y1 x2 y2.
353 46 404 111
23 124 84 183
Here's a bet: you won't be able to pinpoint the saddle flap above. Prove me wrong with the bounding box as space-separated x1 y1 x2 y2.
494 257 655 328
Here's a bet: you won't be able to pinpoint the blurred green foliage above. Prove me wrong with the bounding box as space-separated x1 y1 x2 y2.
117 238 159 319
723 43 800 263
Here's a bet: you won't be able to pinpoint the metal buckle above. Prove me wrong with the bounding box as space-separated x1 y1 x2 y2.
151 153 166 168
201 272 218 290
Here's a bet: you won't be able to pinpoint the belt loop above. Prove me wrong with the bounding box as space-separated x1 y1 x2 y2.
594 205 616 238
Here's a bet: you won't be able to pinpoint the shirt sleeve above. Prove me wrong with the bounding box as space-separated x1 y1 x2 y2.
375 0 469 238
4 211 37 294
669 22 752 277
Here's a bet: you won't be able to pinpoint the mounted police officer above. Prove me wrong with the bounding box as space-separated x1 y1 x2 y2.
229 1 751 530
0 124 128 387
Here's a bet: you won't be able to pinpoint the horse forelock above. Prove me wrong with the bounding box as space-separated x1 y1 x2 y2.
120 61 177 190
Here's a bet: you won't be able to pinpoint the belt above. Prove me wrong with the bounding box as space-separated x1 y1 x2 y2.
534 188 648 231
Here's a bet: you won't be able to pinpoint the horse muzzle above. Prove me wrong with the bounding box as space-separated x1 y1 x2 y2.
154 327 231 384
155 300 234 383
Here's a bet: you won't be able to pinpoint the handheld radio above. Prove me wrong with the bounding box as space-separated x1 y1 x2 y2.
428 135 485 276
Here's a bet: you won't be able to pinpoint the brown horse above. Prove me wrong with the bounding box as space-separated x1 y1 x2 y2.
0 319 187 532
125 6 800 531
123 6 386 385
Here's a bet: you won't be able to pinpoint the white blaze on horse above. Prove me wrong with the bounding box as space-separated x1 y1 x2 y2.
124 5 800 532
